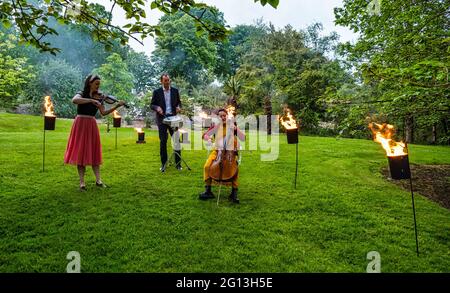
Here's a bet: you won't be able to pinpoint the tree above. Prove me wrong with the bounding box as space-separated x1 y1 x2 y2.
25 58 82 117
125 51 157 95
227 22 268 75
335 0 450 143
2 9 132 77
233 23 273 116
41 18 131 76
223 75 242 102
234 22 351 134
152 9 221 88
0 30 34 110
191 82 228 111
304 22 339 55
94 53 134 129
0 0 279 54
95 53 134 101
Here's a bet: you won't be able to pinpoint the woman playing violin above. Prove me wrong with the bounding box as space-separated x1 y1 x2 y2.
199 108 245 203
64 74 126 191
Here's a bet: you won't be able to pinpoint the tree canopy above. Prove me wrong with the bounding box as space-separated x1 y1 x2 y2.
334 0 450 143
0 31 34 109
0 0 279 54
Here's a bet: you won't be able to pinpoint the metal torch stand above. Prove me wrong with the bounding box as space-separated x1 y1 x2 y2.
286 129 299 189
161 127 191 172
42 130 46 172
294 142 299 189
405 145 419 256
42 117 55 172
409 176 420 256
388 150 419 256
115 127 118 150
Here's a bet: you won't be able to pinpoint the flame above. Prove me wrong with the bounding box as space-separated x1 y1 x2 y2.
44 96 55 117
280 109 298 130
226 105 235 120
113 110 121 118
369 123 407 157
134 127 144 133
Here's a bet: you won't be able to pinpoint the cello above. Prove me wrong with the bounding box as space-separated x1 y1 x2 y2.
208 119 239 183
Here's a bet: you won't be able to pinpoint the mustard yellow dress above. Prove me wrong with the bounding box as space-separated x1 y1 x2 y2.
203 124 239 188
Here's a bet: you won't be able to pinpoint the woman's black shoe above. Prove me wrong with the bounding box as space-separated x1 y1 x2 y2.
229 188 239 204
80 185 87 192
199 186 215 200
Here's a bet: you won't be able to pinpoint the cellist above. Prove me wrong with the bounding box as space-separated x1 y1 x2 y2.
199 108 245 203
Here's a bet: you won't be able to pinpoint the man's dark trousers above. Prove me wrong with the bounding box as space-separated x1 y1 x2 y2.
158 122 181 168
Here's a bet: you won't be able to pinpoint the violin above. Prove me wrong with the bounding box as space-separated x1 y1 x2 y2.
209 123 239 182
95 91 129 108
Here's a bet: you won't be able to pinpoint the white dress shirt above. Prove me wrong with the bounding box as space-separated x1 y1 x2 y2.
163 87 172 115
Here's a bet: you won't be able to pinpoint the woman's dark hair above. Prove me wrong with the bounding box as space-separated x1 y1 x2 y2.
216 108 226 115
82 74 101 99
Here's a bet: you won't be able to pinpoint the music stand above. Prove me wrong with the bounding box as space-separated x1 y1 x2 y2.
161 117 192 172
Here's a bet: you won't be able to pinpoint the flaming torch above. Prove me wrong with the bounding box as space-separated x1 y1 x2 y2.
113 110 121 149
44 96 56 130
280 109 299 189
369 122 419 256
113 110 121 128
369 123 410 179
280 109 298 144
135 128 146 144
42 96 56 172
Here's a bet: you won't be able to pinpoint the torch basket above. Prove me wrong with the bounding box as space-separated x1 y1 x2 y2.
136 132 146 144
286 128 299 144
44 116 56 131
388 155 411 180
113 117 121 128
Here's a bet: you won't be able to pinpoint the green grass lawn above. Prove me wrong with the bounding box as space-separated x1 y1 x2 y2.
0 112 449 272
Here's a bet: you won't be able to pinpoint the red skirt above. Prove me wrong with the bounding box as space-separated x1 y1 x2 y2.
64 116 102 166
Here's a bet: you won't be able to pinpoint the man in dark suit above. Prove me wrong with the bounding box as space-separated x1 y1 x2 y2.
151 73 182 171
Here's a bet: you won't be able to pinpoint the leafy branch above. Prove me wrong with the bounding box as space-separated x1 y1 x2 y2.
0 0 279 54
